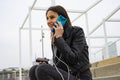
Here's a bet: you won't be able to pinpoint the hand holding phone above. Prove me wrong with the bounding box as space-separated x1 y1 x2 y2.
36 57 49 63
52 15 67 34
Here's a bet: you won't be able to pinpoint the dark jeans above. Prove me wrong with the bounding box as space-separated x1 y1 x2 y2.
29 64 77 80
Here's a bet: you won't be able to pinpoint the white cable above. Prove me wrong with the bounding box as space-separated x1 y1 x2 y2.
53 62 65 80
55 55 70 80
53 44 70 80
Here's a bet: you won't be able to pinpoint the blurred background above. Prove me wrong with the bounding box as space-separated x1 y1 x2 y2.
0 0 120 80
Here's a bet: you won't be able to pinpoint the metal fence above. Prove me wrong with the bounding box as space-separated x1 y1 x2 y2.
0 69 29 80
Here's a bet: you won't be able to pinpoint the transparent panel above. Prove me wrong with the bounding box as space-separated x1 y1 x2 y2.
56 0 98 10
34 0 51 7
90 25 104 36
21 30 31 68
106 22 120 36
90 48 103 63
32 30 42 59
116 40 120 56
90 38 105 47
110 10 120 19
72 15 87 35
87 0 120 32
31 10 48 29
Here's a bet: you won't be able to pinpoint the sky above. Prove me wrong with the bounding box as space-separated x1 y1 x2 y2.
0 0 34 69
0 0 120 70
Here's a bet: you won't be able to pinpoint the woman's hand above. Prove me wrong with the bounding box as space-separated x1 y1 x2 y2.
53 22 64 38
39 61 47 64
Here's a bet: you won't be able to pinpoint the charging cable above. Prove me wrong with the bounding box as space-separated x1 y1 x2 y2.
53 44 70 80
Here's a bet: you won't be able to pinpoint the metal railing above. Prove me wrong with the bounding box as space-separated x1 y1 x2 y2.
19 0 120 80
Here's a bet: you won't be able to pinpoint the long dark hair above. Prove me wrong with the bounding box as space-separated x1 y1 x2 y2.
46 5 72 28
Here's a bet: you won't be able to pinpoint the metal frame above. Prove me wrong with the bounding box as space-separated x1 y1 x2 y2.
19 0 120 80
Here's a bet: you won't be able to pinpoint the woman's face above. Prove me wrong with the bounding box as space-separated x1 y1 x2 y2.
46 10 58 30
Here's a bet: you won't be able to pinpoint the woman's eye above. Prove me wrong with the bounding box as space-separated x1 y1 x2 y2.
50 16 55 19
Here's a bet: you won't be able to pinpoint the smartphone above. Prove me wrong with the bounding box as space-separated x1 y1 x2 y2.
52 15 67 33
36 58 49 63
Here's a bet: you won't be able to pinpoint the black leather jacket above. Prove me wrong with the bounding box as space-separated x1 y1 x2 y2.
52 26 90 76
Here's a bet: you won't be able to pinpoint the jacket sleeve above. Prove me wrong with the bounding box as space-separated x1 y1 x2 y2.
54 27 88 66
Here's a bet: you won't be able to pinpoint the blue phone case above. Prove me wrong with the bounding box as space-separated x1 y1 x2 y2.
57 15 67 26
52 15 67 33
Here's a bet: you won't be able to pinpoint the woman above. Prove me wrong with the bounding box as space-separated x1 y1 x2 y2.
29 5 92 80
